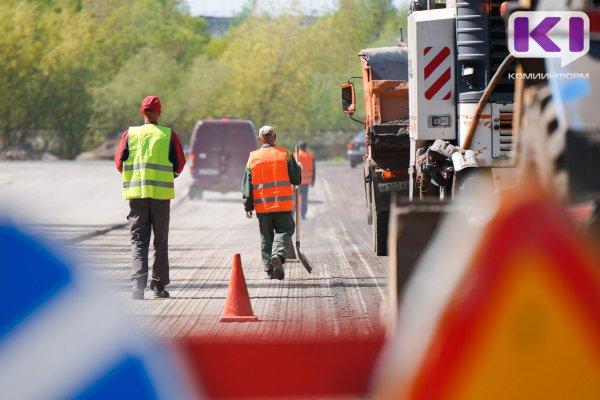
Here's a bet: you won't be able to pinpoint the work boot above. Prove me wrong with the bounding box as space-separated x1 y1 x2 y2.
152 286 170 298
132 288 144 300
266 270 275 279
271 255 285 280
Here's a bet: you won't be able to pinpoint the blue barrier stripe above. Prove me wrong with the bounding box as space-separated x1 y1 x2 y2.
0 225 72 341
71 355 159 400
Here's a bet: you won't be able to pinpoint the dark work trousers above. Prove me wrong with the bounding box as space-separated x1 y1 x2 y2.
128 198 170 290
257 211 295 272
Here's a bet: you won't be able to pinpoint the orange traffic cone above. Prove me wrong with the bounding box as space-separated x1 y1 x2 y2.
219 254 259 322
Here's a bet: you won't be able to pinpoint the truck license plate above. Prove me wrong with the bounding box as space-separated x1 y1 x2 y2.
198 168 219 175
378 181 409 192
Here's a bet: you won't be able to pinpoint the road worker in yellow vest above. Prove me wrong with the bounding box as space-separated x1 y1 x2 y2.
294 140 316 220
115 96 186 300
241 126 302 280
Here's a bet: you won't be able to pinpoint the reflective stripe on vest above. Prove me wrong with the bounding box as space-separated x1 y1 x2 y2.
248 146 294 213
254 195 295 204
123 163 174 172
122 125 175 200
296 150 314 185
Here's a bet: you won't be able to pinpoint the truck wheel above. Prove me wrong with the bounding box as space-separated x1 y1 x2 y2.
350 159 358 168
373 209 389 256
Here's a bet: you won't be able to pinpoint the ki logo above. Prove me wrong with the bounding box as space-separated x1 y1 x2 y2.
508 11 590 67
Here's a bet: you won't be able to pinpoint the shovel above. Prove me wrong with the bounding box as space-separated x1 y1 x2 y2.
295 145 313 274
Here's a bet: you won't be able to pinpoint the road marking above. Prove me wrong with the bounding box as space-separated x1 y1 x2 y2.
329 223 379 332
322 178 335 202
337 219 385 300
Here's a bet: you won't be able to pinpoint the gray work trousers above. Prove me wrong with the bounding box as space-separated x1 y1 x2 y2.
128 198 170 290
257 211 295 272
299 184 309 219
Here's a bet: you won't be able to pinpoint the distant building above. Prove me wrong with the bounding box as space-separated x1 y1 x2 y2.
203 16 232 37
200 14 317 37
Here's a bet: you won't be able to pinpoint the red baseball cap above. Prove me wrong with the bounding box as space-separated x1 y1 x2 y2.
140 96 161 113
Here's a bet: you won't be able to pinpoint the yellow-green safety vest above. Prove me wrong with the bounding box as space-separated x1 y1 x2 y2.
122 124 175 200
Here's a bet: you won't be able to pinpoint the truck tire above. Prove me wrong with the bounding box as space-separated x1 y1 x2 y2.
350 159 358 168
373 209 389 256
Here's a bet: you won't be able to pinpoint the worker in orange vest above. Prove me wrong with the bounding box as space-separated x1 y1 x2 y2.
295 141 316 220
241 126 302 280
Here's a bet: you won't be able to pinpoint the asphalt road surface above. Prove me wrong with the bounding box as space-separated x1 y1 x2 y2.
0 160 387 338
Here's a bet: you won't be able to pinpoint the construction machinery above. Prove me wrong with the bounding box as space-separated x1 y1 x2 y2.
342 0 515 256
405 0 517 200
344 0 600 326
387 0 518 317
342 46 411 256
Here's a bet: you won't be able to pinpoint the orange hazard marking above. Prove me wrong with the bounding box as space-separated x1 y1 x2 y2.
460 114 492 128
409 115 417 134
448 251 600 400
407 195 600 400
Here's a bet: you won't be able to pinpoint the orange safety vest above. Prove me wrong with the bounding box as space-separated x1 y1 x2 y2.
296 149 314 185
248 146 294 213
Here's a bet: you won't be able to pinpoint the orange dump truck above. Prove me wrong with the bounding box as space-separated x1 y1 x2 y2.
342 46 410 256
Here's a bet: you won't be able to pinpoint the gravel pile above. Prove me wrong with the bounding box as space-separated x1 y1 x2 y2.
0 143 52 161
76 137 119 161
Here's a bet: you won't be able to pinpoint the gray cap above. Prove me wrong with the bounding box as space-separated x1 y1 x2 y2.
258 125 275 137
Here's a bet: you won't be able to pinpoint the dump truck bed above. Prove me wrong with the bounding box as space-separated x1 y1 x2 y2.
359 46 409 129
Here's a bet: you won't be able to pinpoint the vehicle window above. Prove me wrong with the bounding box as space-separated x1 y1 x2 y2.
191 121 257 154
224 124 257 150
192 124 223 153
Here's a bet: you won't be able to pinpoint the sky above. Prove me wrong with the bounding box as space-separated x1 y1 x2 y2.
186 0 405 17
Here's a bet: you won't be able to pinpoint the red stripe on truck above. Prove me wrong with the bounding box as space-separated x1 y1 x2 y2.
425 67 451 100
424 47 450 80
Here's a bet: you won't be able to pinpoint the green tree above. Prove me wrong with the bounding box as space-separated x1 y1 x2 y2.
84 0 210 145
214 14 308 130
87 48 184 143
0 0 407 158
208 0 401 144
171 56 232 140
0 1 95 157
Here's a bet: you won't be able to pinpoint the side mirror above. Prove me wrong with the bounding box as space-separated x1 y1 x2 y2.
341 82 356 115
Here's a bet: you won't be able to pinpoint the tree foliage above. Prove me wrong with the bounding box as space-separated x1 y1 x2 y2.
0 0 405 158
